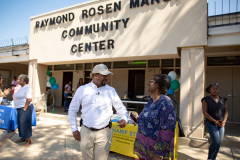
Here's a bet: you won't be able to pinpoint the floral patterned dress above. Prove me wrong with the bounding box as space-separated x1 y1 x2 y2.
133 94 176 160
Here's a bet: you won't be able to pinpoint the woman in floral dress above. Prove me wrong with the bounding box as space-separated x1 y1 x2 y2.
132 74 176 160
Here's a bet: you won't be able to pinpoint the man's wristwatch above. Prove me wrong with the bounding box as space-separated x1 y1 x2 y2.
215 121 219 125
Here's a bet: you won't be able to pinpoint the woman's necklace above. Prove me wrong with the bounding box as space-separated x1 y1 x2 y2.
211 96 219 103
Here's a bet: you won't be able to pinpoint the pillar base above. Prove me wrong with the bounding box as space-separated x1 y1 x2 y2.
183 126 204 138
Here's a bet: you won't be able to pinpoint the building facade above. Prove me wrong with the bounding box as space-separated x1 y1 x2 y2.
1 0 239 138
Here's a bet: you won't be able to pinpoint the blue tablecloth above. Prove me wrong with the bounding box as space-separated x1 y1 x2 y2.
0 105 36 132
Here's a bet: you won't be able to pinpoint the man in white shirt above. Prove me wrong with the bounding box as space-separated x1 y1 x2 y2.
68 64 128 160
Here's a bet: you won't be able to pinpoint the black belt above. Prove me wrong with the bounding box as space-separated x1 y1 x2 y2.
80 119 112 131
83 124 109 131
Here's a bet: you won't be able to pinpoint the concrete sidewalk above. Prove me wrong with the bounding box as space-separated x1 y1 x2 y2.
177 145 240 160
0 117 239 160
0 117 135 160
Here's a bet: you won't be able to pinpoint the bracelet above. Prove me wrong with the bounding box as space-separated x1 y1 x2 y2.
215 121 219 125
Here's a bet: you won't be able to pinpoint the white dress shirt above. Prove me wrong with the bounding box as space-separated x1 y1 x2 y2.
68 81 128 132
13 85 32 109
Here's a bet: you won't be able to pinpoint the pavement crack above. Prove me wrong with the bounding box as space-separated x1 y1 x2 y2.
231 147 235 160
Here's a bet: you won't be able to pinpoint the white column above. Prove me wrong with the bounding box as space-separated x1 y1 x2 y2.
180 49 191 135
28 60 47 99
32 60 38 98
180 47 205 138
28 61 33 89
192 47 205 138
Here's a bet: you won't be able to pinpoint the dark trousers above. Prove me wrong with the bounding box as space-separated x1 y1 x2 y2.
17 104 33 139
64 93 70 110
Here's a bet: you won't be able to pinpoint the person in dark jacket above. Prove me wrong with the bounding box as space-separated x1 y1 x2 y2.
202 83 228 160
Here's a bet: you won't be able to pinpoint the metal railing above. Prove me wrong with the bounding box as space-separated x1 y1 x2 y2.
0 36 29 56
0 36 28 48
208 0 240 28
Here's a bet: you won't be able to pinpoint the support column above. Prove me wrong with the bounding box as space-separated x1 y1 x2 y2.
180 49 190 135
179 47 205 138
32 61 37 98
28 61 33 89
192 47 205 138
28 60 47 99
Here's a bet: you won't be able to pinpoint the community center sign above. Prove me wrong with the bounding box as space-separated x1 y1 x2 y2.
34 0 170 54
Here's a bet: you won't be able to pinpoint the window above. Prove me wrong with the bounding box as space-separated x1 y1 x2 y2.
93 62 101 67
103 62 112 69
113 61 146 68
48 65 52 71
85 63 92 69
161 69 172 75
85 71 91 78
76 63 83 70
54 64 74 70
162 59 174 67
176 69 180 77
148 60 159 67
176 59 181 67
207 56 240 66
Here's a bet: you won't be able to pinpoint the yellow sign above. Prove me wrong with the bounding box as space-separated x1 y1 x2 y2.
111 122 139 158
110 121 179 159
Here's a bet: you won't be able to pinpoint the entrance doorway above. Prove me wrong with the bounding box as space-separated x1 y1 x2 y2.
128 70 145 99
206 67 240 123
62 72 73 106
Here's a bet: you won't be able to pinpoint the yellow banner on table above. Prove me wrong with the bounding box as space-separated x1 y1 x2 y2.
171 121 179 160
110 122 139 158
110 121 179 159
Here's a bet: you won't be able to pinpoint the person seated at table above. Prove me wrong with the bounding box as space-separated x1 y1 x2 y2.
13 74 33 148
76 78 85 89
132 74 176 160
63 80 73 112
0 75 11 103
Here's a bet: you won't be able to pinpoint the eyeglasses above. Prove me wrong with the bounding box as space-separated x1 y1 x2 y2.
211 83 218 86
149 80 156 83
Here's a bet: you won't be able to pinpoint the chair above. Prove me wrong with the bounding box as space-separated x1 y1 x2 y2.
33 93 47 121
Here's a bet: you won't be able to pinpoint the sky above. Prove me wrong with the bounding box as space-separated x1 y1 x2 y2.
208 0 240 16
0 0 239 43
0 0 88 42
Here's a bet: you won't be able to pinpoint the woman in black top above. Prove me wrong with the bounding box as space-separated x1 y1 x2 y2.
202 83 228 160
